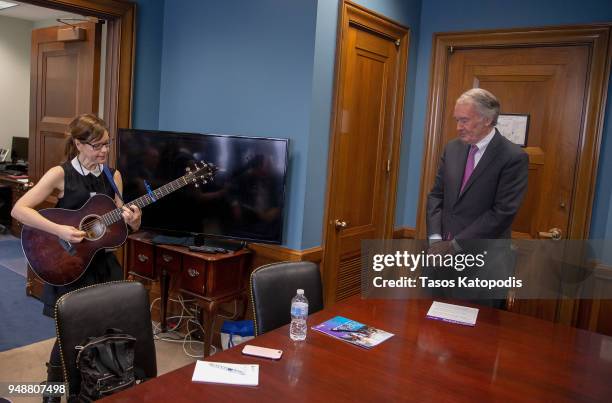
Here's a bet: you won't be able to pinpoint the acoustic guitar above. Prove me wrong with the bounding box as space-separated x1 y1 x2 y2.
21 163 217 286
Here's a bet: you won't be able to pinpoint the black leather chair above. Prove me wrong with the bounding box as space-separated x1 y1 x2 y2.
55 281 157 398
250 261 323 336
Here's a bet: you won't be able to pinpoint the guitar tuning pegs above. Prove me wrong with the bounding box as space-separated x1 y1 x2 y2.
194 183 200 188
185 167 191 172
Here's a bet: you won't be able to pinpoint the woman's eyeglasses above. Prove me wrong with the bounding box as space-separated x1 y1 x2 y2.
84 139 112 151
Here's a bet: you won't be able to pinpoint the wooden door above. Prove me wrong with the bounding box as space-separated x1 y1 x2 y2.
442 47 591 322
443 46 588 241
322 2 408 304
418 26 612 326
24 22 101 300
29 22 101 184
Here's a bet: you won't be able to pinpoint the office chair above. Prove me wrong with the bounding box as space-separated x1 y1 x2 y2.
55 281 157 398
250 261 323 336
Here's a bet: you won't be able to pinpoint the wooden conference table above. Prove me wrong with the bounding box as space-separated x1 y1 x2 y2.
103 296 612 402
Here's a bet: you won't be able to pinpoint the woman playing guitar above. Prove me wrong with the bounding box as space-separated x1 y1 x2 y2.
11 114 141 402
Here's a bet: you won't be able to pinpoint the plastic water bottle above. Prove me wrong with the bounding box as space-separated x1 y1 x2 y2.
290 289 308 341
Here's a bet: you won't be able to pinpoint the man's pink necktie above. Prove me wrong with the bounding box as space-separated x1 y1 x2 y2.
460 144 478 193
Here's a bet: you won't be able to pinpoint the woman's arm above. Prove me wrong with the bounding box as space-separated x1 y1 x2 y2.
11 166 86 242
113 170 141 231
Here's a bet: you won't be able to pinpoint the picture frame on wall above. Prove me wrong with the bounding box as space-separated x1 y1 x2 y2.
496 114 529 147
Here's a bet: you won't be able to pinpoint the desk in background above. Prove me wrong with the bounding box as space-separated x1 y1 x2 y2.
0 174 51 300
0 173 30 236
101 296 612 402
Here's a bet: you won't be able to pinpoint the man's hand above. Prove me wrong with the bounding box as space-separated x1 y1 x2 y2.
426 240 455 256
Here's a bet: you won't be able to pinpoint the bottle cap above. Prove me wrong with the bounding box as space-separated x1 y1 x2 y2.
297 289 304 295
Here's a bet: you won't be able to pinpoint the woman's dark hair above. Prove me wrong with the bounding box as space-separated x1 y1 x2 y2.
64 114 109 160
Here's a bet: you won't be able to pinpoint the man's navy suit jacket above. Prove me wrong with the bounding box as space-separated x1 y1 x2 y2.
426 130 529 242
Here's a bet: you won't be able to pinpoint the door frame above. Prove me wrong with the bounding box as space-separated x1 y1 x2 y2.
416 24 612 240
321 0 409 304
22 0 136 166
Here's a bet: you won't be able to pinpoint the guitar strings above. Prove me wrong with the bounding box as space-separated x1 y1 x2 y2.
78 185 160 233
78 188 163 232
79 175 189 232
78 203 138 233
77 168 208 233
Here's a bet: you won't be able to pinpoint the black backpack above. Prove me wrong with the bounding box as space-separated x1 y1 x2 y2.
74 328 142 402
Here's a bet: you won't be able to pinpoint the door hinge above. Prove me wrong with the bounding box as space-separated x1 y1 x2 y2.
395 39 400 47
386 159 391 173
449 45 454 54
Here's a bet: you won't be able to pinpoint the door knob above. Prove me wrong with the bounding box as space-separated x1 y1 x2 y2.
538 227 562 240
334 219 347 229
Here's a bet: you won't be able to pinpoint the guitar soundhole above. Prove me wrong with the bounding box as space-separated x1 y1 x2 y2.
80 215 106 241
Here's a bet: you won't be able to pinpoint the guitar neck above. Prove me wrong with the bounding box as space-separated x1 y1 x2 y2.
101 176 191 225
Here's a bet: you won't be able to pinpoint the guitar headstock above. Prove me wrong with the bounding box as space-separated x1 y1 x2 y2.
185 161 218 188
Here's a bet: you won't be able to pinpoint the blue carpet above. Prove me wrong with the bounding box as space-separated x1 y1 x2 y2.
0 235 28 277
0 264 56 351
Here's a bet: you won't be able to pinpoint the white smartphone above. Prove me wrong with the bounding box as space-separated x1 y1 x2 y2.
241 345 283 360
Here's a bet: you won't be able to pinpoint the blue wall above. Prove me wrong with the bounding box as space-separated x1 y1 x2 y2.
591 78 612 241
300 0 338 248
148 0 421 249
132 0 165 129
402 0 612 243
132 0 612 249
157 0 317 249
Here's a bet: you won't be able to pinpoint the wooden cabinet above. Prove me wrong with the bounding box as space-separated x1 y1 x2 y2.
0 174 31 237
126 232 252 356
26 266 45 300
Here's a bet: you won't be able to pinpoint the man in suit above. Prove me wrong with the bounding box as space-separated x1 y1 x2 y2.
426 88 529 307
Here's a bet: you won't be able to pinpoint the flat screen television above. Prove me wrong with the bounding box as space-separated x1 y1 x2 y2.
11 136 28 163
117 129 289 244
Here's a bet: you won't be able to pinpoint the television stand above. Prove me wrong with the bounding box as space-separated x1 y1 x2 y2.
195 236 246 252
151 234 195 246
126 231 252 356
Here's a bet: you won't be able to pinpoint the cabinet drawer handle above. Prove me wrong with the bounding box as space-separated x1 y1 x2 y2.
137 254 149 262
187 268 199 277
162 254 173 262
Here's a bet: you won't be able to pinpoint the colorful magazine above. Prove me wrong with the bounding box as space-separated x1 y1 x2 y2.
312 316 394 349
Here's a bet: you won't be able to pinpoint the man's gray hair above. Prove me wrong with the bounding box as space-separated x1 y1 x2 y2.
457 88 500 126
